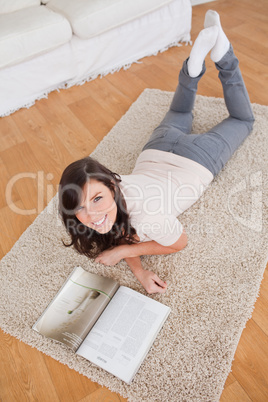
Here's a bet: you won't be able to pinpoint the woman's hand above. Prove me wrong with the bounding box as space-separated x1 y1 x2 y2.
96 247 167 294
95 246 124 266
135 269 167 294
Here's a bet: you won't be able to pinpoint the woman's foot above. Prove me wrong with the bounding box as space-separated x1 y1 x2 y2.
187 25 218 78
204 10 230 62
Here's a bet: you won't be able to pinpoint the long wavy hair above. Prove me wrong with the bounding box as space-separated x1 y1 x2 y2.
59 157 137 258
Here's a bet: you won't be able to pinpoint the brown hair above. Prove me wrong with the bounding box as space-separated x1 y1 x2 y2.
58 156 136 258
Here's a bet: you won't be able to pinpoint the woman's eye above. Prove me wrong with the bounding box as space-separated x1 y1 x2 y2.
76 206 84 211
94 196 102 202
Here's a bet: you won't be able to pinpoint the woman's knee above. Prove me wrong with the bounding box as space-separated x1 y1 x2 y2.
246 117 255 133
244 115 255 132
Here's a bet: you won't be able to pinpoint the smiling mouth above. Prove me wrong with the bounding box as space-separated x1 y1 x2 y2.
92 214 107 227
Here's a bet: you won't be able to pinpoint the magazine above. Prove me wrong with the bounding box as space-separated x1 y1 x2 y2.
33 266 171 383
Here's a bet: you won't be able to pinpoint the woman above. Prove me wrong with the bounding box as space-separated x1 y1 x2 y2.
59 11 254 294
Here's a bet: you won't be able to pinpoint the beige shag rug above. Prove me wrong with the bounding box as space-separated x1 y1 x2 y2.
0 89 267 401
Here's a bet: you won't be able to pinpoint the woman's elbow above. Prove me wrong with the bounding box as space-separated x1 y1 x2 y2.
171 230 188 252
180 230 188 250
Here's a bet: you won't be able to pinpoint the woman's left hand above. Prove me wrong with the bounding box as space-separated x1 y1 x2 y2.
95 246 124 266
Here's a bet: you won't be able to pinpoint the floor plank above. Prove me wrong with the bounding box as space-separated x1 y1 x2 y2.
220 381 252 402
78 387 126 402
252 270 268 336
43 354 100 402
0 331 60 402
230 319 268 401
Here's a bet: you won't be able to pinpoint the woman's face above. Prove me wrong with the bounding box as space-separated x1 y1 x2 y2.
75 179 117 234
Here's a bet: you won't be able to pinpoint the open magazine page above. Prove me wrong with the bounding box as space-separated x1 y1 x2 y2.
33 267 119 352
77 286 171 383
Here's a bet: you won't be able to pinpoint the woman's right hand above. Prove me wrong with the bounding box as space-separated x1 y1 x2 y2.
136 269 167 294
123 253 167 294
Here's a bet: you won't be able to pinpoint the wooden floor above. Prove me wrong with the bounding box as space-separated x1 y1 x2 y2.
0 0 267 400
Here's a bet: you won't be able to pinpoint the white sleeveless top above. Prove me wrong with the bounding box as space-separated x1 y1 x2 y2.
119 149 213 246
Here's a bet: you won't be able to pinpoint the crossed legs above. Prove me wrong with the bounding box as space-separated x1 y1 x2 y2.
143 11 255 176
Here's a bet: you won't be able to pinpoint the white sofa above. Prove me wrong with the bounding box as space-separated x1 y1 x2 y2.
0 0 192 117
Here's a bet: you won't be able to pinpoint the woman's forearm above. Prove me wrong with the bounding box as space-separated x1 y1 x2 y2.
122 241 175 259
121 231 187 259
124 255 144 277
124 255 167 294
95 232 187 267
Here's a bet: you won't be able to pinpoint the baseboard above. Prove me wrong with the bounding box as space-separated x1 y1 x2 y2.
191 0 217 6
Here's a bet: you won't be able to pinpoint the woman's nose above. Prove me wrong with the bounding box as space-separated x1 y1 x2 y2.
87 208 104 221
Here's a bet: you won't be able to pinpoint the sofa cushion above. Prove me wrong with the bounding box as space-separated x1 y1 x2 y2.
0 0 40 14
47 0 173 39
0 6 72 69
